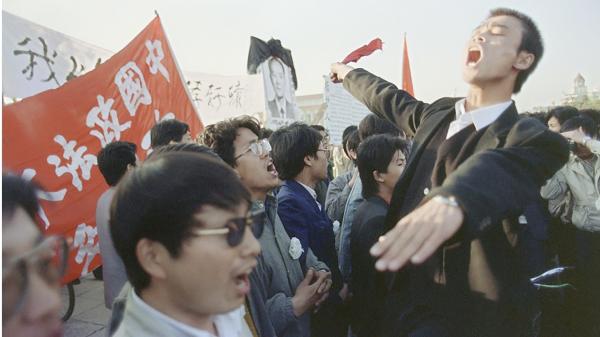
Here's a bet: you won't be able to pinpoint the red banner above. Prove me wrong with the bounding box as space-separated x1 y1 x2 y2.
3 16 203 282
402 35 415 97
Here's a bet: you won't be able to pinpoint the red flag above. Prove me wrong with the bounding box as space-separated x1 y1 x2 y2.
341 38 383 64
402 35 415 97
3 16 203 282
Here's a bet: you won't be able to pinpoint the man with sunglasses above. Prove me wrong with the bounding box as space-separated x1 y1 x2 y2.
271 122 347 337
110 152 261 337
207 116 332 337
3 174 66 337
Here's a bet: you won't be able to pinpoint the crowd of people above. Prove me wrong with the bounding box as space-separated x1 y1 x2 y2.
4 7 600 337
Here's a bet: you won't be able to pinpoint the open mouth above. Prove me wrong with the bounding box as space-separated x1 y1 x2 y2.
466 48 482 66
267 162 278 177
234 271 251 295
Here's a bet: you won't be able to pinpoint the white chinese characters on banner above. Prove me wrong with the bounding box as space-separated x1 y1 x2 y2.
21 168 67 229
145 40 169 82
184 72 265 125
86 95 132 147
114 62 152 116
73 223 100 276
46 135 98 192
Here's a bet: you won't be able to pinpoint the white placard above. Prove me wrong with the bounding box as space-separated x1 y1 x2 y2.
323 76 372 145
2 10 114 99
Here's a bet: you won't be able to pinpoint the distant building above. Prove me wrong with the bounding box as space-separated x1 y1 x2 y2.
562 73 600 108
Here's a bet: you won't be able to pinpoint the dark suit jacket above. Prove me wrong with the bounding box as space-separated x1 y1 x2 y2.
350 196 389 337
343 69 569 337
277 179 342 287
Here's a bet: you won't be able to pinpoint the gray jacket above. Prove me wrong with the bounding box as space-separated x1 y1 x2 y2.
338 177 363 282
247 195 329 337
541 138 600 231
325 170 353 224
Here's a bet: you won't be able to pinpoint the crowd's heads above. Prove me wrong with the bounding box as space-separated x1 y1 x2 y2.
311 125 331 160
205 116 261 167
205 116 279 196
561 116 597 138
97 141 137 187
342 125 358 157
488 8 543 93
344 129 361 162
270 122 327 181
546 106 579 132
579 109 600 136
110 152 260 314
3 174 65 337
148 142 220 161
150 119 192 148
357 135 410 199
358 115 401 140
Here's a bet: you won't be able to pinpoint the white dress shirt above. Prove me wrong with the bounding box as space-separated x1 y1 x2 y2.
131 291 250 337
446 99 512 139
297 180 322 210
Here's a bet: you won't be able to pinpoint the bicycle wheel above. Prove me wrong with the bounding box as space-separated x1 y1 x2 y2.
60 282 75 321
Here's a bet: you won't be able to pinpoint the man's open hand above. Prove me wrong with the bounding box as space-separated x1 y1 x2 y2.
369 197 464 271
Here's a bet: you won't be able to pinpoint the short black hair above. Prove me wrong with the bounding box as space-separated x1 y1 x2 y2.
3 173 41 224
97 141 137 186
310 125 326 132
488 8 543 94
206 116 261 167
545 106 579 125
260 128 274 140
345 130 361 161
110 152 251 291
148 142 221 161
342 125 358 157
270 122 322 180
150 119 190 148
357 135 410 199
579 109 600 136
560 116 597 138
358 114 401 140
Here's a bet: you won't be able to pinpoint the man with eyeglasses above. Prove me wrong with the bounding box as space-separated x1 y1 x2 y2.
271 122 347 337
3 174 67 337
206 116 332 337
109 152 262 337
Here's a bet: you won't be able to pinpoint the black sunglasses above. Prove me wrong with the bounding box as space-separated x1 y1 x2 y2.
194 209 265 247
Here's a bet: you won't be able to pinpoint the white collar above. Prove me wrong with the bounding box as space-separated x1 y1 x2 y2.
131 290 245 337
455 98 512 130
297 180 318 201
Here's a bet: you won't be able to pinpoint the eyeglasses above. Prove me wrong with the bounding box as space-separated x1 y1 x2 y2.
3 235 68 320
194 209 265 247
234 139 272 160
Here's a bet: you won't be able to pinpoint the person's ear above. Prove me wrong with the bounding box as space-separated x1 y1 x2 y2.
304 155 314 167
136 239 169 281
373 170 385 183
514 51 534 71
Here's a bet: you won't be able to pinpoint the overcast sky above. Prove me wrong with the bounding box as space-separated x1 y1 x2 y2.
4 0 599 112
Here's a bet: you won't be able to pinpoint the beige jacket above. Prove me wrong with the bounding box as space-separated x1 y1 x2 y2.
541 138 600 231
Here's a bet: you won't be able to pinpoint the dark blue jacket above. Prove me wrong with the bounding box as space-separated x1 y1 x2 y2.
277 179 341 288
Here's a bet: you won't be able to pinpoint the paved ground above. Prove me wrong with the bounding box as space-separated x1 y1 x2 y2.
63 274 110 337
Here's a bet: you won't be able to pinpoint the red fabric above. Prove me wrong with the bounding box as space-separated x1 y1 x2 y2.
402 35 415 97
341 38 383 64
3 16 203 282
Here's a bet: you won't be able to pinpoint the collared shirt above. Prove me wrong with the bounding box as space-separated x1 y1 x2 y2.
130 290 248 337
446 99 512 139
296 180 321 210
